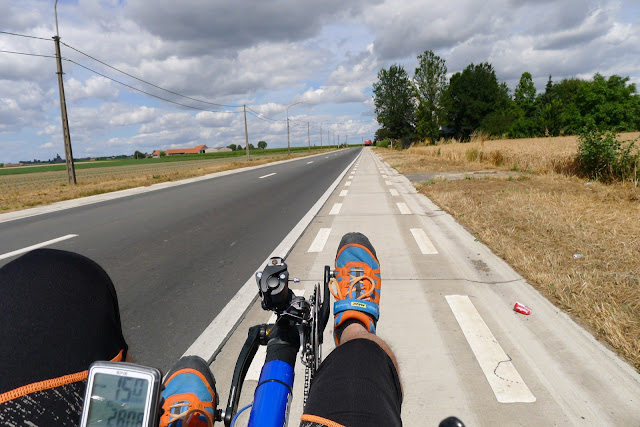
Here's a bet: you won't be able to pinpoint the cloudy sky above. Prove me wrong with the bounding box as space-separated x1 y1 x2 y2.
1 0 639 163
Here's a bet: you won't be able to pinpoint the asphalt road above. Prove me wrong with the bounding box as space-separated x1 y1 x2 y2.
0 148 360 371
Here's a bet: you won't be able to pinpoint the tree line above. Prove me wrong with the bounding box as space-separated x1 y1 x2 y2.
373 50 640 145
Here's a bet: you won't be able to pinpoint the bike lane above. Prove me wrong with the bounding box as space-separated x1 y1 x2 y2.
207 148 640 426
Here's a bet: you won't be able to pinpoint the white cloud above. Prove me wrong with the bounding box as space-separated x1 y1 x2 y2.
66 76 119 102
1 0 640 163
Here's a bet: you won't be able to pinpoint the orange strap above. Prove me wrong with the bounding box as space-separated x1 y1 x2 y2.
300 414 346 427
0 349 124 405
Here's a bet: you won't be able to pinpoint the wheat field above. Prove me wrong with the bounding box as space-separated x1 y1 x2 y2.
376 135 640 370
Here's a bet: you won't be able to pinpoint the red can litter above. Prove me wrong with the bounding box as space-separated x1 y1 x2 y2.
514 302 532 315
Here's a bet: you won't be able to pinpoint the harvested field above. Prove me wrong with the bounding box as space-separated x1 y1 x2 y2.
375 136 640 371
0 151 329 213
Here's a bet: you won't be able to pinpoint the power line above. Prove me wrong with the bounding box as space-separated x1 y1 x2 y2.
0 49 56 59
61 41 242 109
64 58 239 114
0 31 51 41
245 106 283 122
246 109 283 124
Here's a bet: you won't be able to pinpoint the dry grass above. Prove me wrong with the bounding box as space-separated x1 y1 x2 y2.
0 151 324 213
393 132 640 176
376 137 640 371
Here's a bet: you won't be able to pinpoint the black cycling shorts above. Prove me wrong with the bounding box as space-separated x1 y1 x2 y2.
0 249 128 426
301 338 403 427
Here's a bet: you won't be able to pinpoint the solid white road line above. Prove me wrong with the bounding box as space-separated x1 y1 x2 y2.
339 190 348 197
345 181 352 186
386 180 393 186
445 295 536 403
183 151 362 362
246 289 306 381
390 189 399 196
396 203 412 215
0 234 79 261
259 173 276 179
329 203 342 215
410 228 438 254
308 228 332 252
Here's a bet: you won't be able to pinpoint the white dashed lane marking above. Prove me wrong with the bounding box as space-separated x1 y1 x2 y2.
390 189 399 196
396 203 412 215
340 190 348 197
385 181 393 186
308 228 332 252
259 173 276 179
410 228 438 254
345 181 352 186
0 234 79 261
445 295 536 403
329 203 342 215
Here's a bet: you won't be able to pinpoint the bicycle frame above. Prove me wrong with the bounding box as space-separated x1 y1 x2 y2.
218 264 331 426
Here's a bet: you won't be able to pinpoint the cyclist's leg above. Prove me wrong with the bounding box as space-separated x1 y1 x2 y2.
301 331 402 427
0 249 128 426
301 232 402 427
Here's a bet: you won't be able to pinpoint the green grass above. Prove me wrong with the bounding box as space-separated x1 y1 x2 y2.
0 145 347 176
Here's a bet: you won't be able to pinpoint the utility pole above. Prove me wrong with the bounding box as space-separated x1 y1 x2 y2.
307 122 310 151
287 117 290 155
286 101 303 156
320 123 322 148
54 0 76 185
243 105 249 161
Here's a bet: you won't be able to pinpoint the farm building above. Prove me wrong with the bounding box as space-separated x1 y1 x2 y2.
205 147 232 153
152 145 208 157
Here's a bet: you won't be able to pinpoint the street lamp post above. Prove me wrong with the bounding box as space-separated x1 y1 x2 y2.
286 101 303 156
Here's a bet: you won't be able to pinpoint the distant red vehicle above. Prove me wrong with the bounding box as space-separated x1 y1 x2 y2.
364 140 373 146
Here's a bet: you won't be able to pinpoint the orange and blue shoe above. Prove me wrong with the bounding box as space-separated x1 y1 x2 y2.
160 356 218 427
330 232 381 345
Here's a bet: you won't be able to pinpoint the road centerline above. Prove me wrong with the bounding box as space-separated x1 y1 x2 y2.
258 172 277 179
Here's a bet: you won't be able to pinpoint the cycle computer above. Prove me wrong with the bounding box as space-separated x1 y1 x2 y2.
79 361 162 427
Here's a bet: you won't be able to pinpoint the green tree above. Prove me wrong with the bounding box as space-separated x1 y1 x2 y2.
535 75 563 136
413 50 448 144
227 144 237 151
133 150 145 159
575 74 640 132
373 64 415 146
159 151 166 157
444 62 506 140
249 143 256 150
514 72 537 118
257 140 267 149
548 77 585 134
